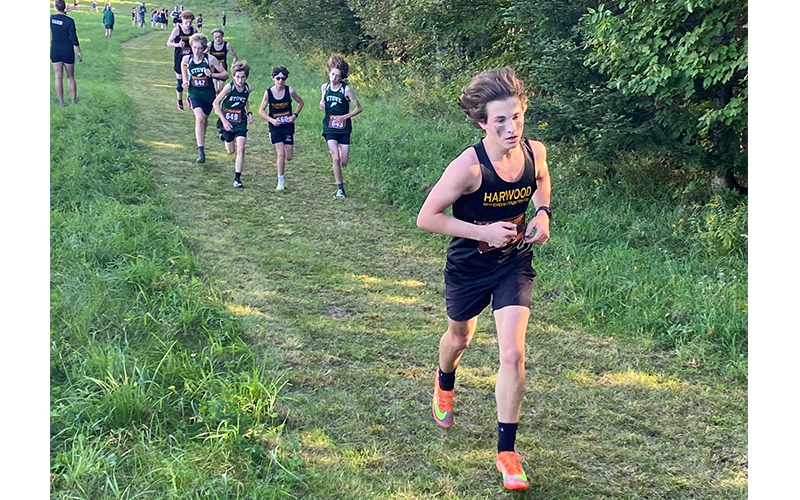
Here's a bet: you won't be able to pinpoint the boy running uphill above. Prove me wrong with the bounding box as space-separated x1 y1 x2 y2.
181 32 228 163
416 67 552 491
319 54 362 198
259 66 304 191
213 60 254 188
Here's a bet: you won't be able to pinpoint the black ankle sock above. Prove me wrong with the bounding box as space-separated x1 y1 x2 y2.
198 146 205 156
498 422 518 453
438 366 456 391
235 172 241 181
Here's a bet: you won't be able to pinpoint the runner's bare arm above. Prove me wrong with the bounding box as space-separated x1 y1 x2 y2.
167 27 180 48
227 42 238 65
289 87 304 122
417 150 518 247
343 86 362 120
180 55 190 87
258 90 277 125
524 140 551 244
212 84 233 130
208 55 228 80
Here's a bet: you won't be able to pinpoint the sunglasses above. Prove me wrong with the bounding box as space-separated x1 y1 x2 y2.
274 76 286 81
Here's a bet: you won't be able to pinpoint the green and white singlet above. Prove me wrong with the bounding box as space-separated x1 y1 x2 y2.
187 55 216 103
322 83 351 135
216 82 251 134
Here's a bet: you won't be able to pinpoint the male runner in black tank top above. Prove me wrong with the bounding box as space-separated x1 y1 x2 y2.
258 66 305 191
166 10 195 110
208 29 238 94
417 67 551 491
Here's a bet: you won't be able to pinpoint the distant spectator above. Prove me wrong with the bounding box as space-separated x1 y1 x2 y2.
103 4 115 37
51 0 82 105
137 2 146 28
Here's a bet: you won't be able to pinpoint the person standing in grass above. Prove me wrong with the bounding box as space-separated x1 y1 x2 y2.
50 0 82 106
208 29 238 94
182 32 228 163
102 4 114 37
213 60 254 189
137 2 146 28
196 13 203 32
221 11 226 28
319 53 362 199
167 10 195 111
416 67 551 491
259 66 304 191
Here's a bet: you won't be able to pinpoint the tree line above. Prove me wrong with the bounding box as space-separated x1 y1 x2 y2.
239 0 747 194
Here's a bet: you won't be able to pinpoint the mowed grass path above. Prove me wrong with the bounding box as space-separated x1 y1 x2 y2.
119 28 747 500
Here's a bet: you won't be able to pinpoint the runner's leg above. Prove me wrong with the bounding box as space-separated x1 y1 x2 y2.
235 136 246 174
327 139 343 184
275 142 286 177
339 143 350 167
52 62 65 104
492 305 529 424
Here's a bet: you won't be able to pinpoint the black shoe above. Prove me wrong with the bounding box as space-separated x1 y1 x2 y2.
196 154 205 163
233 180 243 188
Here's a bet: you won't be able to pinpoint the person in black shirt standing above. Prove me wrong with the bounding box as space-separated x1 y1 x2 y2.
416 67 551 491
50 0 82 106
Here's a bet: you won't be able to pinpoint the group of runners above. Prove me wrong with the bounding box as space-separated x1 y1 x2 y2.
52 1 553 491
167 10 361 197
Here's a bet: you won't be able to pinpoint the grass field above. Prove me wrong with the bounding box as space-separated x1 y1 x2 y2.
48 1 747 498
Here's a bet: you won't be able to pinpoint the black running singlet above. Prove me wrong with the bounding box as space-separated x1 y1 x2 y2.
267 87 293 131
208 41 228 70
446 138 538 277
173 25 195 66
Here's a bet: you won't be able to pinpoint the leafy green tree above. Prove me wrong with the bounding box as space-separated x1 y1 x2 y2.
580 0 747 192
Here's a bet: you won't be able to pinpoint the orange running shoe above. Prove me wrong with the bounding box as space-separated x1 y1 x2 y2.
496 451 530 490
432 371 454 428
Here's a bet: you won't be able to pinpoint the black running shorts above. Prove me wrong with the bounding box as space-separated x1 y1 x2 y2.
188 96 213 116
444 260 536 322
322 132 350 145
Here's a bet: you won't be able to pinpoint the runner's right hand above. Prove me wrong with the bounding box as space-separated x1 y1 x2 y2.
481 221 518 248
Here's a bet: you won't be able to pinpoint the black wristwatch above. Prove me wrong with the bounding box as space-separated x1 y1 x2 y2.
536 205 551 220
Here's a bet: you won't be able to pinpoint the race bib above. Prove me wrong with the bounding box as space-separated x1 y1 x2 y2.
223 108 242 123
476 213 526 254
191 75 208 87
328 116 345 129
181 47 191 56
276 113 292 124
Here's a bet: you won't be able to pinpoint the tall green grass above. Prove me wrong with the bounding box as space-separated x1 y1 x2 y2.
50 6 305 498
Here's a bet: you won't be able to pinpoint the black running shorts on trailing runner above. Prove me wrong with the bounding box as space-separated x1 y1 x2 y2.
445 258 536 322
270 127 294 144
322 132 350 144
220 129 247 142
